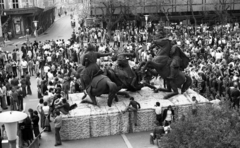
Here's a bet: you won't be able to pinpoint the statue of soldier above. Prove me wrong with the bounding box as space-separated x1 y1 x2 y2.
167 44 190 80
80 44 111 90
115 52 138 89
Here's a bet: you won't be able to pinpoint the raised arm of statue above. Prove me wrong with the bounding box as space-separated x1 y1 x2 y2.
120 53 135 57
96 52 111 58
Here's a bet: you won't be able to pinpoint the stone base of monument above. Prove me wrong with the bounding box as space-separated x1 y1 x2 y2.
60 80 209 140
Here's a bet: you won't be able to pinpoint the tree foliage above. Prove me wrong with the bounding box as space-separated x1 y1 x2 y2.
92 0 128 34
214 0 232 24
147 0 176 22
161 103 240 148
188 0 197 27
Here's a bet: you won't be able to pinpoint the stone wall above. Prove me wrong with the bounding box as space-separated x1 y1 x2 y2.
60 87 209 140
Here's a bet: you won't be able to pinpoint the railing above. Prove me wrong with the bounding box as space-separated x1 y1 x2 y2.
27 128 45 148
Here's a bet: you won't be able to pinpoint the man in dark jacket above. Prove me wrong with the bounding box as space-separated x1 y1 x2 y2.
31 111 41 139
20 75 27 98
25 72 31 95
150 121 165 145
229 82 240 109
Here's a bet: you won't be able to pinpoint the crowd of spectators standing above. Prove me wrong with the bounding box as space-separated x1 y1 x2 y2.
0 14 240 147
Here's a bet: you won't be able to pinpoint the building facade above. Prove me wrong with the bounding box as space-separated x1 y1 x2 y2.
91 0 240 24
0 0 56 39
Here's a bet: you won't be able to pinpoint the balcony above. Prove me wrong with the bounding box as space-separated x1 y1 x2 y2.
4 7 44 15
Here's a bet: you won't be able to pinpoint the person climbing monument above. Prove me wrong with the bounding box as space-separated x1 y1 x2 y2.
121 97 141 126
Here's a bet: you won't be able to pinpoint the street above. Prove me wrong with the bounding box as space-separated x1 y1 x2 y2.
2 16 157 148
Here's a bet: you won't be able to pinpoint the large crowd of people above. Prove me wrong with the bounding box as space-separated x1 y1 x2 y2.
0 13 240 147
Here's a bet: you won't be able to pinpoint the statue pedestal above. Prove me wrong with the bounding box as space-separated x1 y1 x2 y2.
60 84 209 141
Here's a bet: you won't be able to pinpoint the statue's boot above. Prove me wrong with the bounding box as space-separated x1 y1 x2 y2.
167 67 177 80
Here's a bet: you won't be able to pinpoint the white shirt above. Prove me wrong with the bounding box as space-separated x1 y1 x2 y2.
66 40 70 45
44 66 50 73
154 106 162 115
177 41 181 45
36 77 42 86
99 46 105 53
47 56 52 62
42 106 50 115
44 50 49 55
47 72 54 81
165 110 172 121
27 50 32 57
21 61 28 68
43 95 50 105
56 52 59 57
215 52 223 60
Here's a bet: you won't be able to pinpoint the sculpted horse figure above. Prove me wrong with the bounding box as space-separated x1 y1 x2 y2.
105 50 156 97
77 45 119 107
140 38 192 99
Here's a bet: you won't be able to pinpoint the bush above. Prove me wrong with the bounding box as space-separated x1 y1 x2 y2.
160 103 240 148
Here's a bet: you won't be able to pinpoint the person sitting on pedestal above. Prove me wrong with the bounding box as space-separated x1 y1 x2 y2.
55 98 70 115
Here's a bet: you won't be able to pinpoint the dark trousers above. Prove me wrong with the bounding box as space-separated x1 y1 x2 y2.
0 96 7 109
6 96 10 106
232 98 240 109
27 85 32 95
44 115 51 132
55 127 62 145
156 114 162 125
12 67 17 77
192 109 197 115
164 120 171 126
18 96 23 111
33 126 41 138
22 68 28 75
22 86 27 98
113 41 118 47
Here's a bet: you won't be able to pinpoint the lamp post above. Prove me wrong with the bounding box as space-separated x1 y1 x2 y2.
0 111 27 148
33 21 38 40
144 15 149 44
26 28 29 44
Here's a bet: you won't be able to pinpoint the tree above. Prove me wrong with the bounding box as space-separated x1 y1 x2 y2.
92 0 127 36
148 0 175 23
214 0 231 25
188 0 197 32
160 103 240 148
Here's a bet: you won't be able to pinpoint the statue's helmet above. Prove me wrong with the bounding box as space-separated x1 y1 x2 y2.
86 44 96 52
155 26 166 39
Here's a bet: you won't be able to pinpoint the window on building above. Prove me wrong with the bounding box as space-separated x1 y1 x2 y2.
12 0 19 9
26 0 29 8
0 0 4 9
